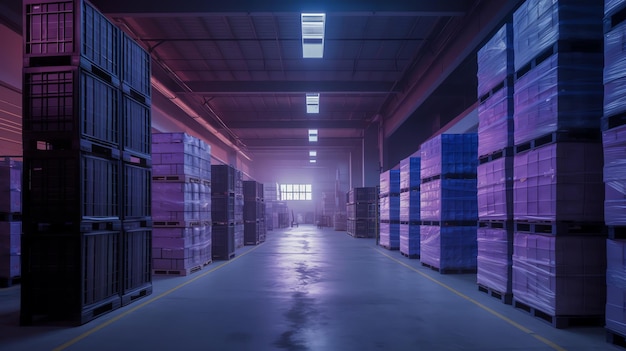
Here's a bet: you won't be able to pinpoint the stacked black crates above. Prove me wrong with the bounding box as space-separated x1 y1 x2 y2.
399 156 420 259
0 157 22 287
243 180 264 245
263 183 278 232
419 134 478 274
511 0 606 327
379 170 400 250
234 170 244 248
20 0 152 325
346 187 378 238
476 23 515 304
151 133 212 275
604 0 626 343
211 165 235 259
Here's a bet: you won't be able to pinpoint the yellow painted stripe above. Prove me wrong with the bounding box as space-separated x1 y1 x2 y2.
374 248 567 351
53 245 262 351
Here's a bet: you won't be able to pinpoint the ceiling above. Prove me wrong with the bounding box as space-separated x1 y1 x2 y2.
0 0 519 166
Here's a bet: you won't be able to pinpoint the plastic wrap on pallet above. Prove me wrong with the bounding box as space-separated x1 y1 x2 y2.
477 23 514 97
512 233 606 316
400 190 420 223
379 222 400 249
0 222 21 256
400 223 420 257
420 134 478 180
513 52 603 145
0 158 22 213
606 239 626 335
152 133 211 179
605 22 626 85
478 88 514 157
153 226 211 251
513 0 603 70
380 169 400 195
420 178 478 222
606 0 626 15
605 76 626 120
478 157 513 220
420 225 477 271
400 156 421 190
151 182 211 222
379 195 400 221
477 227 511 294
603 125 626 225
513 142 605 222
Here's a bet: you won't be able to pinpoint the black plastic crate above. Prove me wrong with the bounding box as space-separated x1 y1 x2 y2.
23 152 120 224
123 163 151 219
121 31 151 103
211 165 235 194
257 183 264 200
244 221 260 245
211 195 235 223
243 180 259 200
23 66 120 149
121 227 152 306
243 200 259 221
24 0 119 78
122 94 151 158
211 223 235 260
20 230 122 325
348 187 378 204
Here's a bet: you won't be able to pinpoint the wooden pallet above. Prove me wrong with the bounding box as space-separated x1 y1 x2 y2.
513 299 604 329
152 259 211 276
421 262 477 275
400 251 419 259
477 284 512 305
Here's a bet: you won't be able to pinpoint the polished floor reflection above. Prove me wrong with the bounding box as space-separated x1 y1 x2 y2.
0 225 618 350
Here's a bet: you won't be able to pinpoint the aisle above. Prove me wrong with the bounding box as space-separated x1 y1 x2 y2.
0 225 616 350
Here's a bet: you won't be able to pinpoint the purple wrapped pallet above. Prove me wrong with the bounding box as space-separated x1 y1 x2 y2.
152 182 211 222
380 169 400 195
478 157 513 220
420 134 478 180
379 222 400 249
512 233 606 316
379 195 400 221
606 0 626 16
513 0 603 70
604 77 626 120
477 227 511 294
152 132 211 179
420 178 478 222
400 223 420 257
513 142 604 222
605 21 626 84
400 156 420 190
513 52 603 145
400 190 420 223
606 239 626 335
477 23 514 97
0 159 22 213
603 125 626 225
0 222 21 256
478 88 514 157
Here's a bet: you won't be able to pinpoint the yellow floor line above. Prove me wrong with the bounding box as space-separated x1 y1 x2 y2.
374 248 567 351
53 245 262 351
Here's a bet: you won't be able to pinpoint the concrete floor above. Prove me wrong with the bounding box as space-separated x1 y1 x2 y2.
0 225 620 351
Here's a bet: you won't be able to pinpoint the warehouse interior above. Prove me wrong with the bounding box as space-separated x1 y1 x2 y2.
1 0 626 350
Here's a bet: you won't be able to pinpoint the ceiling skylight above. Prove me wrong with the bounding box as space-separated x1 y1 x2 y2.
306 93 320 114
301 13 326 58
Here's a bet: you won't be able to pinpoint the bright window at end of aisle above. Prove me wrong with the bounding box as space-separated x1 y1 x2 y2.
279 184 312 201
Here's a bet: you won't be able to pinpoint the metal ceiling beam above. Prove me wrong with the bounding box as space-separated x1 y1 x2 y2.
227 120 367 129
178 81 400 94
90 0 471 16
243 137 360 148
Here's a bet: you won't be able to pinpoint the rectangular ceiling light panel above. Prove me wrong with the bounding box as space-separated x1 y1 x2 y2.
302 13 325 58
306 93 320 114
308 129 318 142
309 150 317 157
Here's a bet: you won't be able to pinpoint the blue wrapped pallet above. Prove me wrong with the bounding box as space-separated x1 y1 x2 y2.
400 190 420 223
513 0 603 71
606 0 626 16
379 195 400 222
420 178 478 222
604 21 626 124
380 169 400 195
513 52 603 145
420 134 478 180
379 222 401 250
400 156 421 190
478 87 514 157
400 223 420 258
420 225 478 273
477 23 514 98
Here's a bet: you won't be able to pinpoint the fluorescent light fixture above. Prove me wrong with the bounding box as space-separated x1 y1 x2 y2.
306 93 320 114
309 150 317 157
310 159 317 163
308 129 318 142
301 13 325 58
